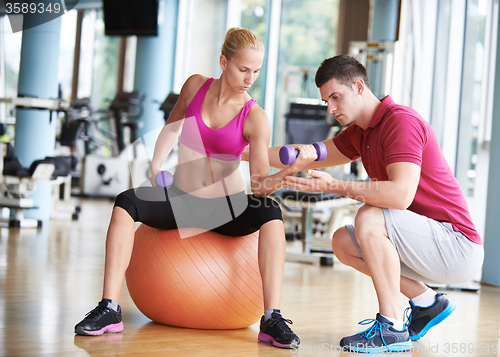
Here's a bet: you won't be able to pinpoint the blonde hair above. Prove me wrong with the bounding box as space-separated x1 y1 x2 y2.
221 27 264 60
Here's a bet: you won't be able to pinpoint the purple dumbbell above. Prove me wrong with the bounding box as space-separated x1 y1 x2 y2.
155 171 174 188
279 142 327 165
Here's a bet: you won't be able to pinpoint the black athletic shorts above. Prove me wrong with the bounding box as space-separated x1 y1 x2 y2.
114 185 282 236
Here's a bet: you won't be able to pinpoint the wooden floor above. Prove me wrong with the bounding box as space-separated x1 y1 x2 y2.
1 197 499 357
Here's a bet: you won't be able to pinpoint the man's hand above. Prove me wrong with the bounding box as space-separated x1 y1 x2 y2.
284 169 335 192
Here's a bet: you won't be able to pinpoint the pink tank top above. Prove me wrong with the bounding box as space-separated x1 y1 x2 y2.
180 78 255 161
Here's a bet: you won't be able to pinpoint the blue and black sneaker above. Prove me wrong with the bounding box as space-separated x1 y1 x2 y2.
258 312 300 349
339 313 413 353
75 300 123 336
405 292 456 341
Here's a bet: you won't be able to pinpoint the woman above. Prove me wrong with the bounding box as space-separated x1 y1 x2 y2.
75 28 317 349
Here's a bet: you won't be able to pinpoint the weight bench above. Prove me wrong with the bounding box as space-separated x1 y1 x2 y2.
273 188 360 266
0 143 78 227
276 99 361 265
0 153 55 228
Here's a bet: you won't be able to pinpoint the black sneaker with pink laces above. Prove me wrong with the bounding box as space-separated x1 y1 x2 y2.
258 312 300 349
75 300 123 336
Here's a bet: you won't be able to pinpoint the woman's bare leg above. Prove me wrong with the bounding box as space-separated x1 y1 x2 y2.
257 219 286 310
102 207 136 302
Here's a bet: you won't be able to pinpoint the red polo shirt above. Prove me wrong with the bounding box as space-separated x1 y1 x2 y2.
332 95 481 244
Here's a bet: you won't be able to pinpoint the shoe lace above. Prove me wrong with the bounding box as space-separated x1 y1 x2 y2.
269 316 294 334
403 305 416 328
85 304 108 319
403 292 446 329
358 318 389 349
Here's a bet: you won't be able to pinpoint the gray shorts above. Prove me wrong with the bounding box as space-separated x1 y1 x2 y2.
346 208 484 285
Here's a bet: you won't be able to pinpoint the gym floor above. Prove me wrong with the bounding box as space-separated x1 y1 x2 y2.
1 197 499 356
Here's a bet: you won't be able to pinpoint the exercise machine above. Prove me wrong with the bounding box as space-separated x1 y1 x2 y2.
0 142 55 228
0 96 81 227
273 99 361 266
59 93 147 198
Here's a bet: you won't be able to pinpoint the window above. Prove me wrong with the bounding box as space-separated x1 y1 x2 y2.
456 0 488 196
58 10 77 102
173 0 227 92
397 0 496 235
273 0 339 145
240 0 269 105
455 0 496 234
0 14 23 123
90 9 119 109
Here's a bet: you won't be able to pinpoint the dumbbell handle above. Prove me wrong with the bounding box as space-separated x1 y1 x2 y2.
279 142 327 165
155 171 173 188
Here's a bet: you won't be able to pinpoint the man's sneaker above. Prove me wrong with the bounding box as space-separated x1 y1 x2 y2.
75 300 124 336
258 312 300 349
339 313 413 353
405 292 456 341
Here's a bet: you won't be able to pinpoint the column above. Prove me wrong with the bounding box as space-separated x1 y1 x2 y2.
134 0 178 146
15 12 62 222
481 4 500 286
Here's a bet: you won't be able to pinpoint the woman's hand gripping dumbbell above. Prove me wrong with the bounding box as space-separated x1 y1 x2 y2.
279 142 327 165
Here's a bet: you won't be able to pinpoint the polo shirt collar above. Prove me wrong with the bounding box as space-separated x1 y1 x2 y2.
368 95 394 128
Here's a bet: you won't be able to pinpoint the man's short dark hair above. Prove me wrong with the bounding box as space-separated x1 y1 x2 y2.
315 55 370 89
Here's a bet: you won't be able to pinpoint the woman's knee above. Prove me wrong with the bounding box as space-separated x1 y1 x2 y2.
253 196 283 227
114 189 139 222
109 206 135 230
259 218 284 235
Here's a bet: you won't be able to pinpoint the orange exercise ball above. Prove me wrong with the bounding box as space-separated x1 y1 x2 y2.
125 225 264 329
